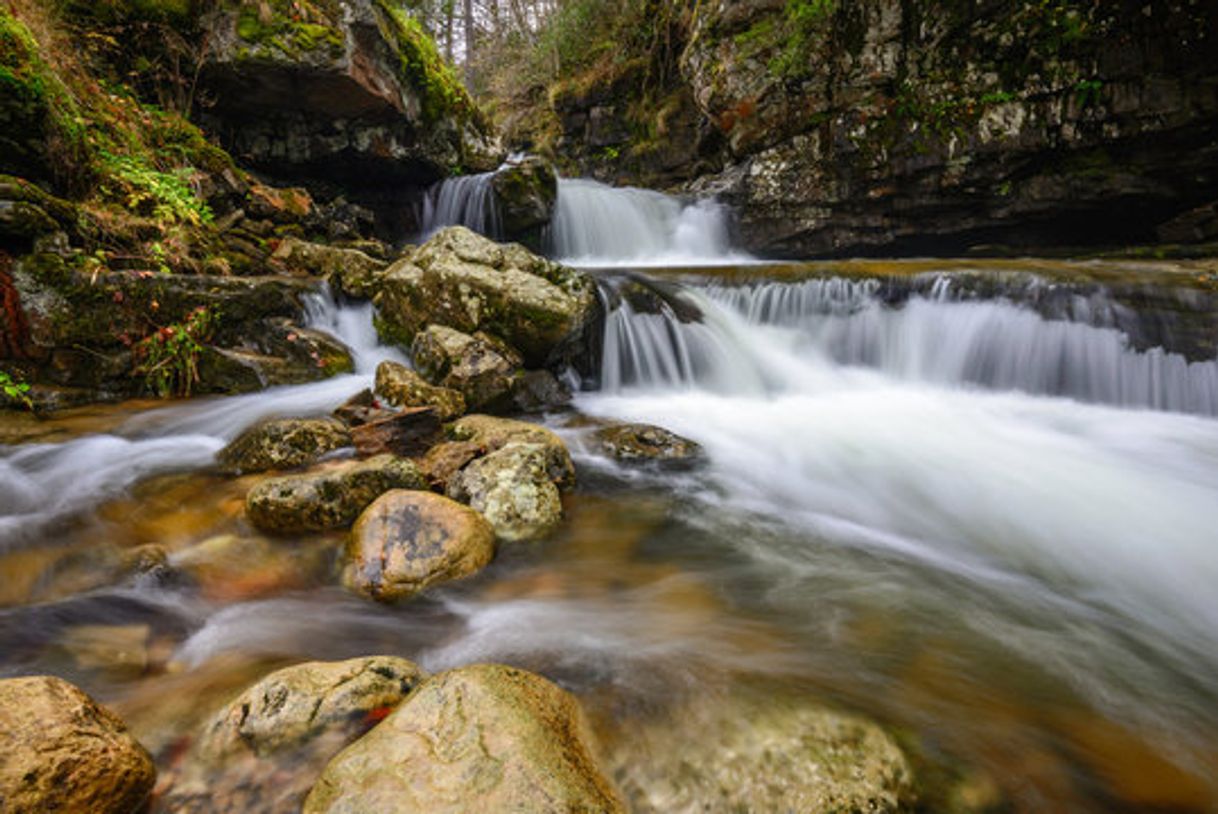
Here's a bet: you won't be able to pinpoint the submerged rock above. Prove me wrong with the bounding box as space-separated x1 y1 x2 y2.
374 360 466 420
344 490 496 601
447 443 564 542
164 656 424 814
374 226 599 369
593 423 703 469
612 688 915 813
245 454 426 534
303 663 624 813
0 675 155 814
217 417 351 474
411 325 521 412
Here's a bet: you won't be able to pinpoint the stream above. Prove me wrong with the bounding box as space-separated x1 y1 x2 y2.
3 179 1218 811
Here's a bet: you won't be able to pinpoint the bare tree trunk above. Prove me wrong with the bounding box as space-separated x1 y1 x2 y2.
463 0 475 85
444 0 455 62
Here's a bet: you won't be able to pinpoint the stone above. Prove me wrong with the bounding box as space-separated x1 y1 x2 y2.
490 155 558 237
374 360 465 420
374 226 599 369
593 423 703 469
411 325 520 411
0 675 155 814
245 454 427 534
612 688 915 813
349 408 442 458
449 414 576 490
344 490 496 601
332 388 395 427
511 368 573 413
303 663 624 813
270 237 387 297
447 443 564 542
163 656 424 814
217 417 351 474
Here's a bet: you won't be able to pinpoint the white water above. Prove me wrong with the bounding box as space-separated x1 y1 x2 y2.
418 171 500 240
0 294 401 549
549 179 750 266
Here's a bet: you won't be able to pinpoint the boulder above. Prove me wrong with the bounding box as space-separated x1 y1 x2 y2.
303 663 624 813
374 226 599 369
490 155 558 238
411 325 520 411
510 369 573 413
0 675 155 814
245 454 426 534
270 237 387 298
593 423 703 469
612 688 915 813
163 656 424 814
374 360 465 420
344 490 496 601
447 443 564 542
449 414 576 490
217 417 351 474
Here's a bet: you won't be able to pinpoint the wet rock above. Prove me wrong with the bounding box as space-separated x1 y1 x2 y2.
303 663 624 813
350 408 442 458
411 325 520 412
491 155 558 238
416 439 483 491
270 237 387 297
344 490 496 601
171 534 331 601
374 226 599 369
612 688 915 813
164 656 424 814
449 414 576 490
447 443 564 542
0 675 156 814
511 369 573 413
217 417 351 474
593 423 703 469
55 623 151 678
374 360 465 420
332 388 395 427
245 454 426 534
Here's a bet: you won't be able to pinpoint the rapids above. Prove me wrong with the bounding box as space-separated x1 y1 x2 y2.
3 180 1218 810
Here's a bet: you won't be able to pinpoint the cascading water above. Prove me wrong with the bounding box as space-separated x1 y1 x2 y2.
417 171 501 239
548 178 746 266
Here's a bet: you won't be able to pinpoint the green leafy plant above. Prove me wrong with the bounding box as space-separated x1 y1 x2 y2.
97 150 213 226
0 369 32 409
132 305 213 397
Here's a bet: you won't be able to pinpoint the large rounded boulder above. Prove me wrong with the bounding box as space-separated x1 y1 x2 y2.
374 360 466 420
490 155 558 238
0 675 156 814
373 226 599 368
163 656 424 814
344 490 496 601
411 325 521 412
217 417 351 474
303 663 624 813
447 443 564 542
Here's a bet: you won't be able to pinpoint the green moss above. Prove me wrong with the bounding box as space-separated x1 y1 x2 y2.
374 0 475 123
56 0 197 27
234 0 345 60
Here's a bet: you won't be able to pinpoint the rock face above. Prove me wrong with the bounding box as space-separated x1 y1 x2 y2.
303 663 624 814
593 423 703 469
375 360 466 420
246 454 427 533
411 325 521 411
0 675 156 814
344 490 496 600
447 443 564 542
374 226 599 369
198 0 498 229
612 689 915 813
217 417 351 474
164 656 424 814
677 0 1218 256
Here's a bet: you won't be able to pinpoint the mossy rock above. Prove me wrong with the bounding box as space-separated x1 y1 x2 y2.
217 417 351 474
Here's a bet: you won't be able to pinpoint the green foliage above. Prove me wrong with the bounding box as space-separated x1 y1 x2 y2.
0 369 33 410
1075 78 1103 107
96 150 212 226
235 0 345 59
376 0 473 122
133 305 214 397
769 0 835 78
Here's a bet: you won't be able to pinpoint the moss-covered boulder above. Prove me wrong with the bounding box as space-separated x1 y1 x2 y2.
374 226 599 369
163 656 424 814
343 489 496 601
374 359 465 420
303 663 624 813
270 237 387 297
490 155 557 240
446 442 564 542
216 417 351 474
245 454 426 534
411 325 521 412
0 675 156 814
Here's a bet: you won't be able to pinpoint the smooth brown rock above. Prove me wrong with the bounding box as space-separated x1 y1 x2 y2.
0 675 156 814
303 663 624 813
350 407 441 458
344 490 496 601
593 422 703 469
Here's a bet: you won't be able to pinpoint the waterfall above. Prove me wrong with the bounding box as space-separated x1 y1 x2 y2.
418 171 501 239
597 274 1218 415
548 179 744 266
